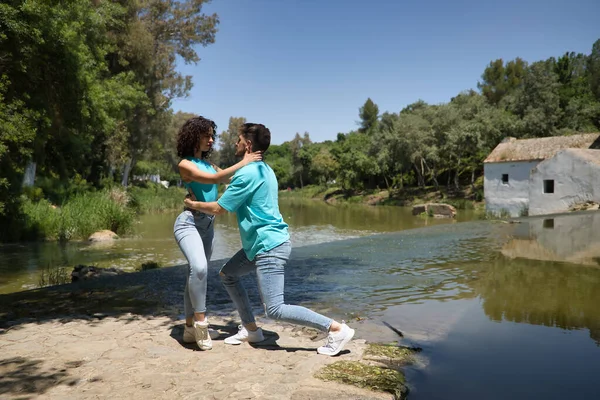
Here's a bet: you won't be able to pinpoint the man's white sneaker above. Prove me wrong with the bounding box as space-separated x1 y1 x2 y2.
183 325 219 344
317 323 355 356
224 325 265 345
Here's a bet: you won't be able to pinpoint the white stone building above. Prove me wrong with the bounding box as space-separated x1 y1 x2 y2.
483 133 600 217
529 149 600 216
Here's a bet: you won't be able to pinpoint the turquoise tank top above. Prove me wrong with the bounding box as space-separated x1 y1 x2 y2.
183 157 218 202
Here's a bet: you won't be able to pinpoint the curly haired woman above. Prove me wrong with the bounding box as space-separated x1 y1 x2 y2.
174 116 261 351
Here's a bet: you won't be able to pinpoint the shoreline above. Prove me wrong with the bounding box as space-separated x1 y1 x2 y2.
279 184 486 211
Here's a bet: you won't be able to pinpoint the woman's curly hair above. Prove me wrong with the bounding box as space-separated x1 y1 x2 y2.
176 116 217 159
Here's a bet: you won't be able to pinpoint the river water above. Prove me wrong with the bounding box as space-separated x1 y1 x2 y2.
2 200 600 399
0 199 473 294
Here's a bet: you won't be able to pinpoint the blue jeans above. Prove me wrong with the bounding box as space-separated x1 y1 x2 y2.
220 241 333 332
174 210 214 318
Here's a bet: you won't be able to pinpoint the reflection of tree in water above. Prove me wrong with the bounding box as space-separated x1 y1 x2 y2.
471 255 600 345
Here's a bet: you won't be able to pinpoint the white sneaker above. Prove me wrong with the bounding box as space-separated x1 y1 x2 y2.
193 320 212 350
224 325 265 345
183 325 220 343
317 323 355 356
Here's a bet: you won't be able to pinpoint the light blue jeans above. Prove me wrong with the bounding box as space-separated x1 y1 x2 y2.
220 241 333 332
174 210 214 318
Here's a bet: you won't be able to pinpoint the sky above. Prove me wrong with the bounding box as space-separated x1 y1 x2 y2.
171 0 600 145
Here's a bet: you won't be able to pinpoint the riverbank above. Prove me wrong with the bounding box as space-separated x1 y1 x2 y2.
0 263 411 400
279 184 486 212
9 184 187 243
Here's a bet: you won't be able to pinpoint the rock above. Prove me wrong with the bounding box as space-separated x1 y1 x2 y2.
88 230 118 242
412 203 457 218
412 204 427 216
570 201 599 212
71 265 125 282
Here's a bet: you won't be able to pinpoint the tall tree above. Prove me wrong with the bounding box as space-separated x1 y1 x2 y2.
111 0 219 186
478 58 527 104
512 60 561 137
358 98 379 134
588 39 600 101
216 117 246 168
290 132 312 188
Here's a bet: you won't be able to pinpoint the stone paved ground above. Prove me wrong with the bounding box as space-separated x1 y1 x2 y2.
0 266 394 400
1 314 391 400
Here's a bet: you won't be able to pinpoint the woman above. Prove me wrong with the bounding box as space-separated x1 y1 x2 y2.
174 116 260 351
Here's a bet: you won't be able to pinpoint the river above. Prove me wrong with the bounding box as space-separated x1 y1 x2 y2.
0 199 474 294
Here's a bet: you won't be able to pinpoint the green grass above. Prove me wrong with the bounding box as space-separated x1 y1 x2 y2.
278 184 335 199
128 184 187 214
21 189 135 241
19 184 189 242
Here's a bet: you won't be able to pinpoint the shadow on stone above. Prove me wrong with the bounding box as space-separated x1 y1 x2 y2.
0 254 364 332
0 356 79 398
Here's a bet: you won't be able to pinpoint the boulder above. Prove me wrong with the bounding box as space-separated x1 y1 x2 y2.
71 265 125 282
88 230 118 242
412 203 457 218
570 201 599 212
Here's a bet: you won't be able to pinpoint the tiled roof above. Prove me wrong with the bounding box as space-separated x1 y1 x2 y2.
562 148 600 166
484 133 600 163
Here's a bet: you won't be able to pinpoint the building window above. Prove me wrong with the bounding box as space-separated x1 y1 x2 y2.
543 180 554 194
543 219 554 229
501 174 509 184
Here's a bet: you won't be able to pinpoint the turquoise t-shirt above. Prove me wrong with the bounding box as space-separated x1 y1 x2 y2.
183 157 218 202
217 162 290 260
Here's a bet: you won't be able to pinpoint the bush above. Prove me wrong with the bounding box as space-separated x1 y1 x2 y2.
138 261 161 271
20 190 135 241
38 265 70 288
35 174 93 206
128 184 186 214
445 198 475 210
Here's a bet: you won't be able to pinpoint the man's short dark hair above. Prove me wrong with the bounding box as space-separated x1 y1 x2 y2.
239 123 271 152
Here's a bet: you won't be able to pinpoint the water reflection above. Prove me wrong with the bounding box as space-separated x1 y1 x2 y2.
472 256 600 344
287 212 600 347
502 211 600 266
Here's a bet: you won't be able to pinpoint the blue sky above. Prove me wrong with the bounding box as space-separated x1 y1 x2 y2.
171 0 600 145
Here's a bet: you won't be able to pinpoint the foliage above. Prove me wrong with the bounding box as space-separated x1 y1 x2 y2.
20 190 135 241
215 116 246 168
358 97 379 134
38 265 70 288
138 261 161 271
128 184 187 214
0 0 219 240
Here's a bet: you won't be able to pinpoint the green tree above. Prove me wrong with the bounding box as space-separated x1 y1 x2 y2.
111 0 219 186
216 117 246 168
290 132 312 188
267 143 293 188
478 58 527 104
358 98 379 134
331 132 379 190
310 146 339 185
512 60 561 137
588 39 600 101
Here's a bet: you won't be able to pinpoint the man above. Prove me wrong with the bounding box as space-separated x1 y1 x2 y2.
184 123 354 356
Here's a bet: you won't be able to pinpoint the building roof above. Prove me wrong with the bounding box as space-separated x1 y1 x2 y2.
483 133 600 163
563 148 600 166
